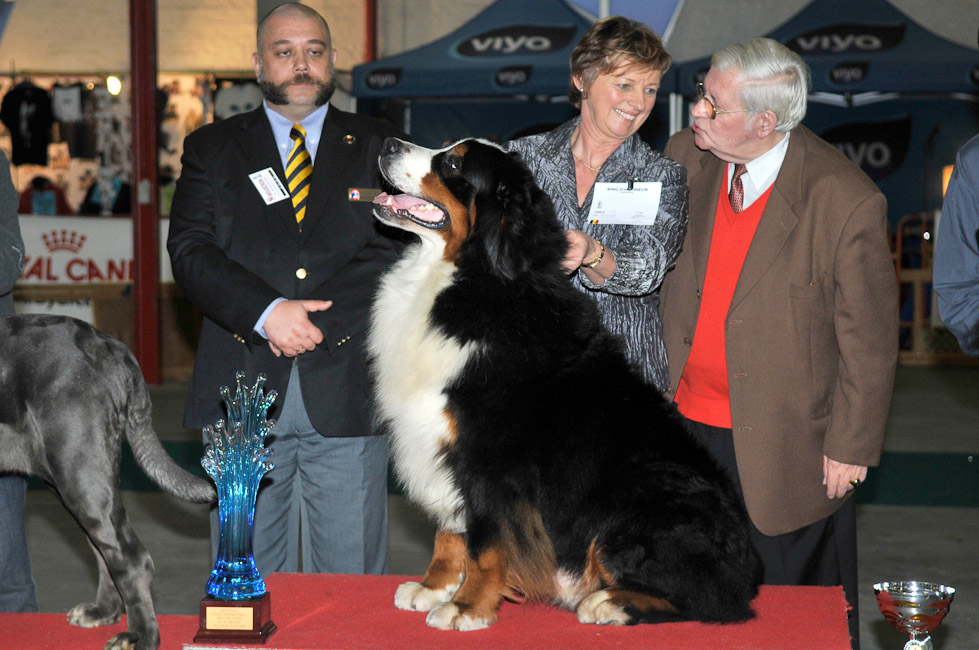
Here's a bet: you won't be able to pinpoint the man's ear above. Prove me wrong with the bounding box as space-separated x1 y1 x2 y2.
252 52 262 80
754 109 779 139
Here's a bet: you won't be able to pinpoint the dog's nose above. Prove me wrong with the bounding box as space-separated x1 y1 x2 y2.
382 137 408 158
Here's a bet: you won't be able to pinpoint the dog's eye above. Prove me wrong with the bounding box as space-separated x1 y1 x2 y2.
444 155 461 173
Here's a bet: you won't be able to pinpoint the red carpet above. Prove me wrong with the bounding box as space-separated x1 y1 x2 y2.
0 574 851 649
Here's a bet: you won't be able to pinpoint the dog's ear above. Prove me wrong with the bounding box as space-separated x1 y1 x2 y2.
468 145 564 281
495 178 512 211
483 172 538 281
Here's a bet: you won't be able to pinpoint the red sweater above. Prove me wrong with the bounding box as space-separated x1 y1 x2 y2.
674 171 773 428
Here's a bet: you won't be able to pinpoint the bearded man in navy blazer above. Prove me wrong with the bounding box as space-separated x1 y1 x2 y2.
168 3 405 575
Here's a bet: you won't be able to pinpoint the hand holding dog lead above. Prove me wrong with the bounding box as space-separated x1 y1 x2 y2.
264 299 330 357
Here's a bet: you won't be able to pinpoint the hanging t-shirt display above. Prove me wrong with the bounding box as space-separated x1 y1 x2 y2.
52 82 97 159
52 82 83 122
0 80 55 165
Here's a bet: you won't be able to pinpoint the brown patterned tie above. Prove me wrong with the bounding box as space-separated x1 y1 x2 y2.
729 163 747 213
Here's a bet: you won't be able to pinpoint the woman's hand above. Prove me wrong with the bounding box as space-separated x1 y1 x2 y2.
562 229 601 273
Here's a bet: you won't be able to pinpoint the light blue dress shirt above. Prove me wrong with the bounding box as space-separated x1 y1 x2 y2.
255 101 330 337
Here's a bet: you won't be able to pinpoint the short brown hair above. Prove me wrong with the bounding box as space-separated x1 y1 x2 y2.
569 16 671 108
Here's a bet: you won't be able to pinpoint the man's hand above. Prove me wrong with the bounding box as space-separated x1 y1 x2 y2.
823 455 868 499
264 299 332 357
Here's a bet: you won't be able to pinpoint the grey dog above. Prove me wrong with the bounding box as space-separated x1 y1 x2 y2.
0 314 216 650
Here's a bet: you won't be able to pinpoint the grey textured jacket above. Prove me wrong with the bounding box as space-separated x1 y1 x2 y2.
508 118 688 390
0 151 23 317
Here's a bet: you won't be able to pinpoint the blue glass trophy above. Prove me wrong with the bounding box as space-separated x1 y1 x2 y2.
194 372 278 644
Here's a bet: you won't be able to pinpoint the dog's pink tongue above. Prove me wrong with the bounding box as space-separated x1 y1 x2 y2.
373 192 443 222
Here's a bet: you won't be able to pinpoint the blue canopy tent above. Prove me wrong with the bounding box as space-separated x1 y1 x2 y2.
566 0 681 42
351 0 675 148
671 0 979 98
353 0 592 99
352 0 590 147
669 0 979 226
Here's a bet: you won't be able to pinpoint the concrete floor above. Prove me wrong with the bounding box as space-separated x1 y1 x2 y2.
22 364 979 650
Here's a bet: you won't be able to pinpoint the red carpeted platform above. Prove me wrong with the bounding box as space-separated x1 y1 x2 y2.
0 573 852 649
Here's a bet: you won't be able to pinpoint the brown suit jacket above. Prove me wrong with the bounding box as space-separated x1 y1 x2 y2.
661 125 898 536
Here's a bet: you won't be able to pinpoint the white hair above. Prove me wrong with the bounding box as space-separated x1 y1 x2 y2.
711 37 810 132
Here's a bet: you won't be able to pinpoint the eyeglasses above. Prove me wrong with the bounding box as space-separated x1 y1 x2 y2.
696 83 752 120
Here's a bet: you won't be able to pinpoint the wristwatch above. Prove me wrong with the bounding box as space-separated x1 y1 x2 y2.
583 240 605 268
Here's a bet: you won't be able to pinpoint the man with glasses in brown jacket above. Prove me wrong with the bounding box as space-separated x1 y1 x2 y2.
660 38 898 649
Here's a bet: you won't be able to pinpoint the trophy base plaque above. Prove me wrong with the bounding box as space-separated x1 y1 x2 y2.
193 592 277 644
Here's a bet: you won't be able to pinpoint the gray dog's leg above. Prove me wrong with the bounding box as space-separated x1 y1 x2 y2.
67 538 124 628
53 410 160 650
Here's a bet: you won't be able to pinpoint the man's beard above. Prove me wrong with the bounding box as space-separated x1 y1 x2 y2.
260 72 335 107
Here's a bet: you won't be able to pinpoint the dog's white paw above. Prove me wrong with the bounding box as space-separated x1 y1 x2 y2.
394 580 456 611
425 602 493 631
577 590 630 625
103 632 139 650
66 603 122 628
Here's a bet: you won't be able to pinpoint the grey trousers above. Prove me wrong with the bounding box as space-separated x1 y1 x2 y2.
209 362 389 575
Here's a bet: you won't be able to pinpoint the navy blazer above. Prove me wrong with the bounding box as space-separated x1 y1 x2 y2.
168 105 406 435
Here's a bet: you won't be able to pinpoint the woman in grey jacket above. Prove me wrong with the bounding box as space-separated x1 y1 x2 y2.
508 16 687 390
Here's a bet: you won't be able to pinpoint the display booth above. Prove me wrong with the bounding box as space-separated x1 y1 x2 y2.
3 72 245 380
13 214 200 380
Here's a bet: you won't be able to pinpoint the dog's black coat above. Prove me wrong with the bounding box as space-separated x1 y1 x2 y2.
372 139 762 625
0 314 215 650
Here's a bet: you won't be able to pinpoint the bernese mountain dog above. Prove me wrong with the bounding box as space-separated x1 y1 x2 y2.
368 137 762 631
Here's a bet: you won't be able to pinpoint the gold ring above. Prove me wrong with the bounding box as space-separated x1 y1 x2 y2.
849 478 861 487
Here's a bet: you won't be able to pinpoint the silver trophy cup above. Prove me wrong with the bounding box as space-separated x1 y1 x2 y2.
873 581 955 650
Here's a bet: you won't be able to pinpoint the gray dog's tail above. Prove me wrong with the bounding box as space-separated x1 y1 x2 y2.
124 358 216 504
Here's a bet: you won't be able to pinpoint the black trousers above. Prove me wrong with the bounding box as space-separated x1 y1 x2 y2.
681 416 861 650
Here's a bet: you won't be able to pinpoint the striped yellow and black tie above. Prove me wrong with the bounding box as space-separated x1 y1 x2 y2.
286 124 312 226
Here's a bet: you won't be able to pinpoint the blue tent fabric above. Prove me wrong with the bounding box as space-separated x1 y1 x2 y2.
566 0 680 37
352 0 592 99
672 0 979 97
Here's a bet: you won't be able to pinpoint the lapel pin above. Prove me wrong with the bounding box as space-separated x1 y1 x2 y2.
343 134 356 145
349 188 382 202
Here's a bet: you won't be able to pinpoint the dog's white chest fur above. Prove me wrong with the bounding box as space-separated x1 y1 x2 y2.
369 241 476 531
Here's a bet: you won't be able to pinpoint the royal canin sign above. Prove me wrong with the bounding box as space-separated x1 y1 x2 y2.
16 216 174 285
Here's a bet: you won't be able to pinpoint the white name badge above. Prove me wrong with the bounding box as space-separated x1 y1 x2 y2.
587 181 661 225
249 167 290 205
